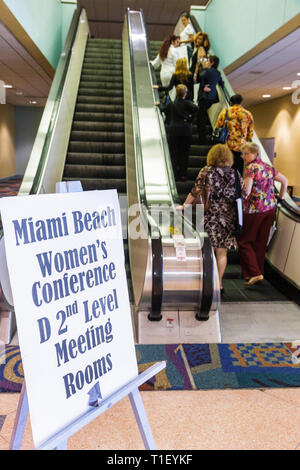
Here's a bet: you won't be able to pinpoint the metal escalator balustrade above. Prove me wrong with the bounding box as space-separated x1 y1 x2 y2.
127 9 219 333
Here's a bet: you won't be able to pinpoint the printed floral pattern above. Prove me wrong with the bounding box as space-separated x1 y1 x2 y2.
216 105 254 151
190 166 247 249
244 158 278 213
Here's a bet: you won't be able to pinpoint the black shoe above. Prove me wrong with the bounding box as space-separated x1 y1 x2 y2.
220 288 225 296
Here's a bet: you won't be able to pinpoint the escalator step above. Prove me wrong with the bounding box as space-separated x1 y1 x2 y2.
64 164 126 179
76 95 124 105
82 67 123 76
68 141 125 153
66 153 125 165
75 103 124 113
73 112 124 122
83 61 122 70
188 155 208 167
79 80 123 90
70 130 124 142
72 121 124 132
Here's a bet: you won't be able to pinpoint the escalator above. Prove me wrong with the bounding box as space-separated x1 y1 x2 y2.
148 12 300 343
61 38 132 295
63 38 125 194
149 29 294 305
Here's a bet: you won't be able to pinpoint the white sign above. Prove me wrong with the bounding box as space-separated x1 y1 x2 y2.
0 190 138 448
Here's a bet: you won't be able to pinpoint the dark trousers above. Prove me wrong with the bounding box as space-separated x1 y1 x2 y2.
168 134 192 178
237 208 276 278
197 98 214 143
232 150 244 176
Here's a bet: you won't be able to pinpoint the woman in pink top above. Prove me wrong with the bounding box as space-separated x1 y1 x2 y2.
237 143 288 285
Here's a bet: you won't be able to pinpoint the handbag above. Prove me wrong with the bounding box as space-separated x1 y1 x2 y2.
232 169 243 237
211 109 229 144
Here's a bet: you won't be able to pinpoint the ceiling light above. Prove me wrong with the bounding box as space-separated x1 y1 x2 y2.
16 91 23 95
29 100 37 104
4 84 13 88
297 73 300 76
282 86 292 90
262 94 271 98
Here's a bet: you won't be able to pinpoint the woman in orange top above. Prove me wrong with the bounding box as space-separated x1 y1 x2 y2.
215 94 254 175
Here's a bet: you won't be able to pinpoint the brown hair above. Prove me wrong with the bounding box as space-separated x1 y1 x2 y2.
176 84 187 98
159 35 180 61
174 57 191 83
207 144 233 167
194 32 210 52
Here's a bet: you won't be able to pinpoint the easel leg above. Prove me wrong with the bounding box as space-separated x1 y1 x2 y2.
129 388 157 450
54 440 68 450
9 381 29 450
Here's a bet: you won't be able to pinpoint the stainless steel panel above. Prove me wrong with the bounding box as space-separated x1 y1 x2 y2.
126 10 219 315
284 221 300 288
123 14 152 308
266 211 295 273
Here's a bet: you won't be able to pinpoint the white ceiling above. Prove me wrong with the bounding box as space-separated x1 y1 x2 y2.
0 0 299 107
227 26 300 107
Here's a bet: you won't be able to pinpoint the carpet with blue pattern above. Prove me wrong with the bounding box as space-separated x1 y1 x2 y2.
1 343 300 393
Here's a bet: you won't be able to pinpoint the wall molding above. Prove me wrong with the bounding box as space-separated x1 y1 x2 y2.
224 13 300 75
190 1 212 11
0 0 55 79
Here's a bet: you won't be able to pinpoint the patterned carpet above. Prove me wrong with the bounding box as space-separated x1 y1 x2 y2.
1 343 300 393
0 177 300 392
0 175 22 198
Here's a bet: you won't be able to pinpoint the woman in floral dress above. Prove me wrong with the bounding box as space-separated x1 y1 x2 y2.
238 143 288 285
183 144 247 292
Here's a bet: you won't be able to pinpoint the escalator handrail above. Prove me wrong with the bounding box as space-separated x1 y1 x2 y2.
143 10 215 321
20 6 83 197
126 9 163 320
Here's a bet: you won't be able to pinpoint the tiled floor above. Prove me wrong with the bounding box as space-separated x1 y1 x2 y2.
1 388 300 450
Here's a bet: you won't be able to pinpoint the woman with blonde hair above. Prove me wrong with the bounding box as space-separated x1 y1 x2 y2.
158 57 194 101
183 144 247 292
238 142 288 285
150 35 180 87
